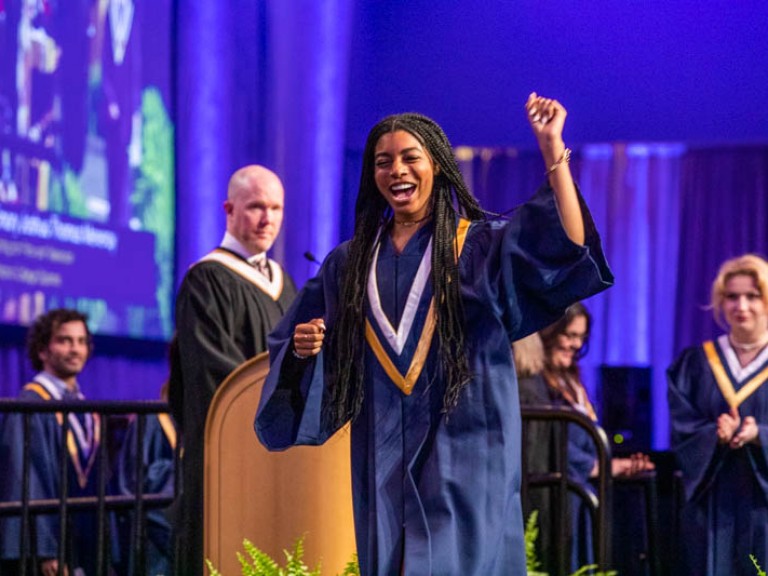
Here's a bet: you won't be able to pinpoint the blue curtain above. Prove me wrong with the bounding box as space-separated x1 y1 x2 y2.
457 143 768 449
577 144 685 450
457 144 685 448
175 1 354 286
674 147 768 352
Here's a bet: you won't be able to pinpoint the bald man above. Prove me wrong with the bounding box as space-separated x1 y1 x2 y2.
170 166 297 576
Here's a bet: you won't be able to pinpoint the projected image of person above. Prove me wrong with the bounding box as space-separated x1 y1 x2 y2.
0 1 19 202
11 0 61 208
1 0 94 213
255 94 614 574
669 254 768 576
0 308 100 575
100 0 141 228
170 165 297 576
517 303 654 572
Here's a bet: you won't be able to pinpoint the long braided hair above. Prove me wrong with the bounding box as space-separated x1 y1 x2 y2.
323 113 486 430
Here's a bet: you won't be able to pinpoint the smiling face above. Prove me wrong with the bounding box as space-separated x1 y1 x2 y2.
550 314 588 369
722 273 768 339
373 130 436 222
39 320 89 385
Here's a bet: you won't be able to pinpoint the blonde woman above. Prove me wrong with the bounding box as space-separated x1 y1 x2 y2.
669 253 768 576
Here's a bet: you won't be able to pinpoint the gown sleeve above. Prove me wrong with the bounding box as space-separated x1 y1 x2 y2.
567 422 598 483
112 415 175 568
0 394 64 558
473 184 614 341
667 347 723 502
255 246 346 449
751 420 768 498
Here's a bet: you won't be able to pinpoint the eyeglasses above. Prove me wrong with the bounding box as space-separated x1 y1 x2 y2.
561 331 587 344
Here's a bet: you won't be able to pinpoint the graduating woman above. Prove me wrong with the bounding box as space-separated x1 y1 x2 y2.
255 94 613 575
669 254 768 576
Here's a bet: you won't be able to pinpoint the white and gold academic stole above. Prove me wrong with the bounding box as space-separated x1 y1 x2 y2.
198 248 284 300
703 339 768 409
25 375 101 489
365 219 470 394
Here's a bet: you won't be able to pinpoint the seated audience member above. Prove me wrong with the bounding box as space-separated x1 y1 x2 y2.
0 309 100 576
516 303 654 571
515 332 563 572
538 303 654 479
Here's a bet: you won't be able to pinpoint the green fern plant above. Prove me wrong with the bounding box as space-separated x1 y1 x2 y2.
569 565 617 576
752 554 767 576
206 535 359 576
524 511 617 576
525 510 545 575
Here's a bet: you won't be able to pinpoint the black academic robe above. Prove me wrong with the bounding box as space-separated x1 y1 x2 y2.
0 383 100 573
170 250 296 576
668 337 768 576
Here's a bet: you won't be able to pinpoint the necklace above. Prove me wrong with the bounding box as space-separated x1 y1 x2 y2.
729 333 768 352
394 213 431 228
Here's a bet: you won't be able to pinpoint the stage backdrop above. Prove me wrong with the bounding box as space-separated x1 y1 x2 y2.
2 2 767 452
0 0 175 341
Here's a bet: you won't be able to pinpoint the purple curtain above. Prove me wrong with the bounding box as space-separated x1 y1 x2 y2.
459 143 768 449
673 147 768 352
175 1 353 284
579 144 685 449
459 143 686 449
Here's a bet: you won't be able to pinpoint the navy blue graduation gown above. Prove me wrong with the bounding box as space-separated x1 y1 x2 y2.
111 413 176 576
0 386 100 573
256 185 613 575
668 338 768 576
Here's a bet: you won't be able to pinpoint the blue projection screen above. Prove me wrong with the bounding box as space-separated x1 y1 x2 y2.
0 0 174 340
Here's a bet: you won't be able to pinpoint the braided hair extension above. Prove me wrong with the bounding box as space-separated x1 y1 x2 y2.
324 113 486 430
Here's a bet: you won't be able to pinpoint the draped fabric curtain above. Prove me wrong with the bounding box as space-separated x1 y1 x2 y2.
175 1 353 287
458 143 686 449
673 147 768 353
578 144 685 450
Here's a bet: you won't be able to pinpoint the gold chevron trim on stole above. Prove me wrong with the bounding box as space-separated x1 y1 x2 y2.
365 218 471 395
22 383 101 489
703 340 768 409
158 412 178 450
24 382 52 401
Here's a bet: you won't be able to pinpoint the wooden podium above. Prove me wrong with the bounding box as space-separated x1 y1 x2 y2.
204 352 356 574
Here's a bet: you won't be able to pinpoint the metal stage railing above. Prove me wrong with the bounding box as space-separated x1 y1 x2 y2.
0 399 178 576
521 405 613 575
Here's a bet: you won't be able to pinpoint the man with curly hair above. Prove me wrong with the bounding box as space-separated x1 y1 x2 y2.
0 308 100 576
